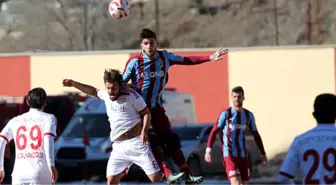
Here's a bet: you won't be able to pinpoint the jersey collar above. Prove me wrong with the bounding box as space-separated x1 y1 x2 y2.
142 50 158 60
29 108 42 113
316 123 335 128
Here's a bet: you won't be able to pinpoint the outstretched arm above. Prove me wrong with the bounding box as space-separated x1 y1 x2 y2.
63 79 98 98
167 48 227 66
170 55 210 65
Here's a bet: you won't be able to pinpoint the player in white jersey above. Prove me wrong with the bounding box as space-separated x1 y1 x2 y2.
0 87 58 185
62 69 163 185
278 93 336 185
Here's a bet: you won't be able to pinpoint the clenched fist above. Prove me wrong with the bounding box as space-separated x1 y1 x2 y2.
62 79 75 87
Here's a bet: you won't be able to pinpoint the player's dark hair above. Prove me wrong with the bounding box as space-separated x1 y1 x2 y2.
103 69 123 85
26 87 47 109
140 28 156 40
313 93 336 124
232 86 244 96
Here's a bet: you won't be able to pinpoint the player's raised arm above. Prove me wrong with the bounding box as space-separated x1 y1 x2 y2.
204 110 227 164
43 115 58 183
165 48 227 66
63 79 99 98
278 139 299 185
0 119 14 182
247 112 267 165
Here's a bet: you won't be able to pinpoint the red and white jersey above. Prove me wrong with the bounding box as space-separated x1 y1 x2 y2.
0 108 57 183
278 124 336 185
97 89 147 141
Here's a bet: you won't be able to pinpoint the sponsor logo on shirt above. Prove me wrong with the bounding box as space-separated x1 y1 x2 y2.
111 104 126 112
158 59 164 67
140 71 165 78
229 123 247 130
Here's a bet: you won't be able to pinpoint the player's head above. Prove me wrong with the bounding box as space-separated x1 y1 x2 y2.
231 86 245 108
312 93 336 124
103 69 123 100
140 28 158 57
26 87 47 110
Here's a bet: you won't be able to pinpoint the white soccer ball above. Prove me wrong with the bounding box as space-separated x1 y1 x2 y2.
108 0 130 19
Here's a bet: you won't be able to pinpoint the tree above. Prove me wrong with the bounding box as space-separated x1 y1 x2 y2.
0 0 137 52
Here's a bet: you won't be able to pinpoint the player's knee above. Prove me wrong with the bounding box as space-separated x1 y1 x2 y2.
148 172 163 182
107 174 123 185
229 176 241 185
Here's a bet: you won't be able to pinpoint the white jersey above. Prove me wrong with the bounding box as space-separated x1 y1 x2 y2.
0 108 57 184
97 89 147 141
278 124 336 185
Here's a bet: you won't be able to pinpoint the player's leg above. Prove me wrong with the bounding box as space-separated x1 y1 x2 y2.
239 157 250 185
127 137 163 182
107 172 125 185
149 109 185 184
106 142 132 185
223 157 242 185
119 129 184 182
151 107 203 184
150 108 187 175
148 130 172 178
160 128 203 184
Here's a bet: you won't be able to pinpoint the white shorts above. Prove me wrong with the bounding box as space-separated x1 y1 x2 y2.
106 136 160 177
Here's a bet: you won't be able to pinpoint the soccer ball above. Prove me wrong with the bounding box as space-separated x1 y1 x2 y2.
109 0 130 19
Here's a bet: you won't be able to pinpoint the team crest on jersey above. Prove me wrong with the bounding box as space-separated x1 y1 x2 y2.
158 59 164 67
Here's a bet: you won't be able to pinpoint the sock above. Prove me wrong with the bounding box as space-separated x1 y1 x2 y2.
162 162 172 179
152 147 172 179
172 149 189 177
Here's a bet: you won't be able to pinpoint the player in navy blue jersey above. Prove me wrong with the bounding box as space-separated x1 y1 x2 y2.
122 28 227 184
205 86 267 185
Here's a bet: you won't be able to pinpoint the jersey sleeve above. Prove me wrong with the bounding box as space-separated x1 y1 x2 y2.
164 52 185 65
97 89 109 100
207 110 227 148
278 139 299 181
130 89 147 112
44 115 57 138
217 111 228 128
122 58 137 82
248 112 258 132
164 51 210 66
0 119 14 142
43 135 55 166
